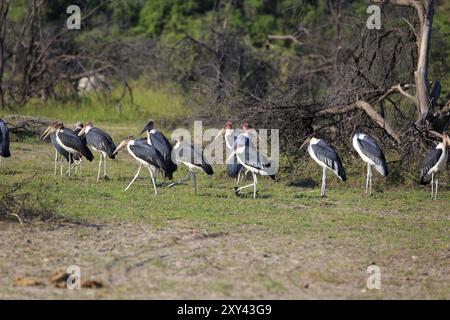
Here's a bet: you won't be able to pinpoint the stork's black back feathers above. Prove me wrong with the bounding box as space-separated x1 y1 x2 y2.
227 161 243 178
0 119 11 158
149 131 177 179
50 133 70 162
129 143 169 174
58 129 94 161
175 142 214 175
419 148 442 185
311 140 346 181
86 127 116 159
356 135 388 176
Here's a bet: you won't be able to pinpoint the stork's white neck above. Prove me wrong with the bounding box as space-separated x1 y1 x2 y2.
224 129 235 150
310 137 320 144
85 126 93 134
436 142 445 150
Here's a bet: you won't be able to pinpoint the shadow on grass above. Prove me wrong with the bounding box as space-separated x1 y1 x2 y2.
287 178 318 189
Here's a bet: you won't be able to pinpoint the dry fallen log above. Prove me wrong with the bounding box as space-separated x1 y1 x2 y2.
3 115 53 139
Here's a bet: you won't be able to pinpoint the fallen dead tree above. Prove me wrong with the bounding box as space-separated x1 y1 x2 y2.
2 115 52 139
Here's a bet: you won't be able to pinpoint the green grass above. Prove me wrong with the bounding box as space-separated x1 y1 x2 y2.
2 137 449 248
10 83 189 126
1 133 449 299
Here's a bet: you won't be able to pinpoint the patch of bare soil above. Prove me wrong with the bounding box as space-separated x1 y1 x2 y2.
0 220 448 299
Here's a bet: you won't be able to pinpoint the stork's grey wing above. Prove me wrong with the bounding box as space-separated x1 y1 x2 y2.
50 133 70 161
130 143 167 172
87 128 116 158
150 131 177 176
0 119 11 158
357 135 388 176
227 162 243 178
59 130 94 161
175 143 213 175
238 145 272 172
311 142 346 181
135 138 148 145
420 148 442 185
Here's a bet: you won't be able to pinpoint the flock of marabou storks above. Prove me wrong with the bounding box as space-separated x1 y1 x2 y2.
0 118 449 199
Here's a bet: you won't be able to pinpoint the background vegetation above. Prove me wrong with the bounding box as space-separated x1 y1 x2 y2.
1 0 450 169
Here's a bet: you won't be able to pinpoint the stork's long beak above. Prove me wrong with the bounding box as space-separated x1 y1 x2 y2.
300 139 309 151
78 126 86 136
113 140 128 155
212 128 225 143
226 150 236 163
41 126 54 140
140 124 149 135
40 126 51 140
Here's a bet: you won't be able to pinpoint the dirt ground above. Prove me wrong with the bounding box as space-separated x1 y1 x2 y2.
1 219 448 299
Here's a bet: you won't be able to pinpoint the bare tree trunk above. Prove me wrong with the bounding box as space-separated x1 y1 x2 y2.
371 0 436 124
0 0 10 109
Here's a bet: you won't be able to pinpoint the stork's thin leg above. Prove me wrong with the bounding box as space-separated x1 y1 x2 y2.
320 166 327 197
434 177 438 200
97 153 103 182
60 158 63 176
235 173 257 196
54 150 58 176
192 172 197 194
78 160 82 177
147 167 158 196
365 164 370 194
430 173 434 200
244 170 250 182
253 173 258 199
368 164 373 195
236 170 242 186
0 157 2 169
125 165 142 191
67 154 71 178
103 155 109 180
169 172 191 186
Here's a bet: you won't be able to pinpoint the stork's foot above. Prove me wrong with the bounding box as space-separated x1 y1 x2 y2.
320 194 327 198
100 175 110 181
168 181 181 188
234 187 241 196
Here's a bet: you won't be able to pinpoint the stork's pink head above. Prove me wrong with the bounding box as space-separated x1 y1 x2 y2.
242 122 250 131
224 121 233 129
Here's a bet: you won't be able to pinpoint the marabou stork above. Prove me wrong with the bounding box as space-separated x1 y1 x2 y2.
41 122 79 176
213 121 246 185
170 136 214 194
113 136 169 195
0 119 11 168
352 126 388 195
78 122 116 181
419 132 450 200
300 134 346 197
227 123 276 198
41 122 94 177
140 120 177 181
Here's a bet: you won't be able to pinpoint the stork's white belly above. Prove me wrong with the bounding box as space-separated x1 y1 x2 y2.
182 161 202 172
352 136 377 166
127 144 156 170
430 149 448 174
308 144 328 169
56 134 78 154
235 151 266 175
